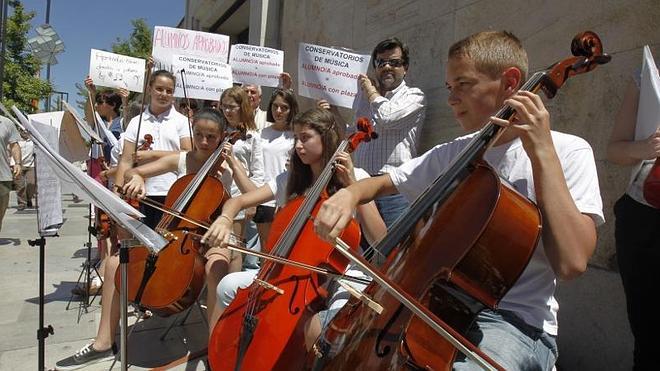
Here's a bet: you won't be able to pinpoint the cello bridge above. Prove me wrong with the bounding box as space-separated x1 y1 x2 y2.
253 278 284 295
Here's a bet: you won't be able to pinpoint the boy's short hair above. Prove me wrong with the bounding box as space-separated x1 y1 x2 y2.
448 31 528 81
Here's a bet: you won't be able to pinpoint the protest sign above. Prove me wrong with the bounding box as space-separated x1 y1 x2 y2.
229 44 284 88
171 54 233 100
152 26 230 71
89 49 146 92
297 43 371 108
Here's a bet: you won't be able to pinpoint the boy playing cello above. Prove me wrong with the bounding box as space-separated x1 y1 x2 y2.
313 30 604 370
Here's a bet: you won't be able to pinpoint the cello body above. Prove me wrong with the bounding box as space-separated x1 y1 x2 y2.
208 194 361 370
115 174 229 316
312 163 540 370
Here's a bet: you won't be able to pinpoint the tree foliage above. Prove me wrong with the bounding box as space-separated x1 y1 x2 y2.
112 18 152 59
1 0 52 113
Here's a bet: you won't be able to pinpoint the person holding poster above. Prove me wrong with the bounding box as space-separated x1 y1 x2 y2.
347 38 426 231
606 61 660 370
113 69 192 228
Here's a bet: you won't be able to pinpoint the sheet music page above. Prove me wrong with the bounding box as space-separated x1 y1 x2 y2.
31 120 64 236
636 46 660 140
61 101 104 143
94 112 119 148
629 46 660 183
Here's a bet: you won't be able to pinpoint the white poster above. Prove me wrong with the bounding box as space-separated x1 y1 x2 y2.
229 44 284 88
89 49 146 92
171 54 233 101
297 43 371 108
152 26 230 71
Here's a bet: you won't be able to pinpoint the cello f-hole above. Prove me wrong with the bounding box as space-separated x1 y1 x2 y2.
376 304 405 357
288 275 301 315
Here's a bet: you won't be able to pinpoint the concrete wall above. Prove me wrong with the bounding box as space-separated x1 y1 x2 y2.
279 0 660 267
276 0 660 368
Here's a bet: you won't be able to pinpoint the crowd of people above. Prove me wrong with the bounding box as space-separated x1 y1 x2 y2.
0 28 656 371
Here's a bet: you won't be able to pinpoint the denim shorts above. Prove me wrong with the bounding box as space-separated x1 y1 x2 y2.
453 309 558 371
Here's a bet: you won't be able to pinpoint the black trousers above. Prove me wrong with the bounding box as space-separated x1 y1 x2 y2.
140 195 166 229
614 194 660 371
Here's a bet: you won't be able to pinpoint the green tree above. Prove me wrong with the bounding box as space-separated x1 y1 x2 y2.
112 18 152 59
75 18 152 109
1 0 52 113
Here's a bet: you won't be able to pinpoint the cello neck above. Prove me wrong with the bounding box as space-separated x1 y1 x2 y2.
268 139 351 257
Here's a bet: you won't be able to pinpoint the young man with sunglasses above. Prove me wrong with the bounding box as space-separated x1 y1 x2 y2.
351 37 426 246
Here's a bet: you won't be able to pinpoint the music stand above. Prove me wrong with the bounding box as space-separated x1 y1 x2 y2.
65 136 105 317
27 149 57 371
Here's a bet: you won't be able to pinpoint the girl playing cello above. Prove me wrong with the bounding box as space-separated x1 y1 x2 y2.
53 109 249 370
201 108 386 358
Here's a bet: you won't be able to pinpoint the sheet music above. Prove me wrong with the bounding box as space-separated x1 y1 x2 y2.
630 46 660 182
61 101 104 143
636 46 660 140
94 111 119 148
12 106 168 253
31 120 63 236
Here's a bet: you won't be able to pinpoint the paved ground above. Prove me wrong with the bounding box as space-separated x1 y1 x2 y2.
0 192 208 371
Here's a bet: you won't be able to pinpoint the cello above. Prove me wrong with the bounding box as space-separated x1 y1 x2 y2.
114 131 245 316
207 118 377 370
309 31 611 370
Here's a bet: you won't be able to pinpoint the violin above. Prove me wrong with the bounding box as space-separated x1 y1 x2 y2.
114 131 241 316
137 133 154 151
643 158 660 208
95 210 112 240
207 118 377 370
308 31 611 370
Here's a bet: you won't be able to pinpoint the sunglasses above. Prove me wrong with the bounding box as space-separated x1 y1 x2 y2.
375 58 405 69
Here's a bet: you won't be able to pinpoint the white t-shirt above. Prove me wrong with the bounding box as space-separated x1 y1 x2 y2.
259 126 294 207
268 167 370 208
389 130 605 336
123 105 191 196
218 129 264 220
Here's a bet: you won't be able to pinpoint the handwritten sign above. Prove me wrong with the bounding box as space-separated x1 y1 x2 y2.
171 54 233 101
152 26 230 71
297 43 370 108
89 49 145 92
229 44 284 88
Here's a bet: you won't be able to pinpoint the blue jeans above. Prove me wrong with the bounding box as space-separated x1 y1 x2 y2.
453 309 557 371
368 193 409 262
374 193 409 228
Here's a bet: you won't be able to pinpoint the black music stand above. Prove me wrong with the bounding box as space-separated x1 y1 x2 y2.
28 150 57 371
65 138 104 318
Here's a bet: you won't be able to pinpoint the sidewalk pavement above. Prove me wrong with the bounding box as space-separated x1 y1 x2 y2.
0 192 208 371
